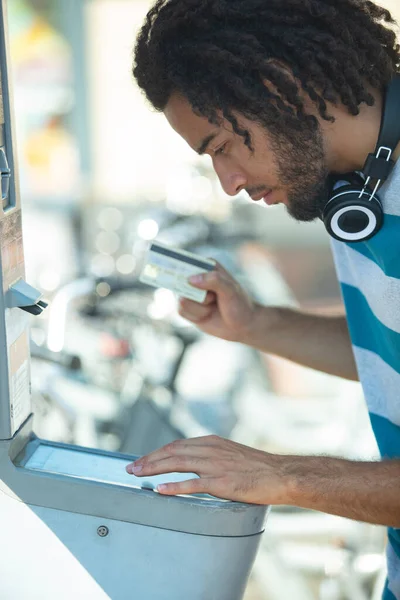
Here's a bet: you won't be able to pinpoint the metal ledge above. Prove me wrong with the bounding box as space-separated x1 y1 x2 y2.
0 416 269 538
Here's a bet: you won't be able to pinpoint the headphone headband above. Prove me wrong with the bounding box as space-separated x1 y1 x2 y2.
376 76 400 153
362 75 400 183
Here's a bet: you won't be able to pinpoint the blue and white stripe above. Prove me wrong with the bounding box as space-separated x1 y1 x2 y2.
331 160 400 600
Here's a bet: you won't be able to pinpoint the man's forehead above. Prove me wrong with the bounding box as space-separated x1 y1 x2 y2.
164 93 221 152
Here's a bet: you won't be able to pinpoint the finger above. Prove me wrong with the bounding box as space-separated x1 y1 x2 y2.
209 260 232 278
178 293 216 308
126 436 221 472
190 260 228 283
204 291 217 305
139 436 218 462
178 303 213 323
157 477 215 496
128 455 211 478
188 264 238 300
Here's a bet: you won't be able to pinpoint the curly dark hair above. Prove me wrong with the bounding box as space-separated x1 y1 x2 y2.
133 0 400 149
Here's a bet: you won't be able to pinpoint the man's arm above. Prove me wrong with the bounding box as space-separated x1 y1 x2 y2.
180 266 358 381
127 437 400 527
242 305 358 381
286 455 400 527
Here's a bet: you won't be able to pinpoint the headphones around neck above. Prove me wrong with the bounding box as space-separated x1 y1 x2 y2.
322 75 400 242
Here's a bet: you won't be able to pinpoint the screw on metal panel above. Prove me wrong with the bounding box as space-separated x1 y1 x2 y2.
97 526 109 537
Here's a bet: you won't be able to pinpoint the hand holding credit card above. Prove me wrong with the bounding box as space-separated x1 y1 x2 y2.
139 241 216 303
140 240 259 343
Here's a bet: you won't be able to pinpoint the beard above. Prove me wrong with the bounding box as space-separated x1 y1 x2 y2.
268 121 331 222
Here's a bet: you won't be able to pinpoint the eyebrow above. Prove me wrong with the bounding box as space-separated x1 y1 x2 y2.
196 132 219 155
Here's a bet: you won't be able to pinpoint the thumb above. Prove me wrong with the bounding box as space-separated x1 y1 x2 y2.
188 264 241 302
188 273 210 286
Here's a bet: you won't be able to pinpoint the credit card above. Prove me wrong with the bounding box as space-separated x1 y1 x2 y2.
139 241 215 303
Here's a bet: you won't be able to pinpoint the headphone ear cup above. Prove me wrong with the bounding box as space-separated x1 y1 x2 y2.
322 186 383 242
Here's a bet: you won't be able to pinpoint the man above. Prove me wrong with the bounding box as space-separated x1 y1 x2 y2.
125 1 400 597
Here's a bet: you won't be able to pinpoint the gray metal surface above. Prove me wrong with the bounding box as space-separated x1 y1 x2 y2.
0 488 264 600
0 250 10 439
0 0 9 439
0 0 30 441
2 417 269 537
0 0 18 212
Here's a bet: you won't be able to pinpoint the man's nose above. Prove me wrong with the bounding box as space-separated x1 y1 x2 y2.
215 167 247 197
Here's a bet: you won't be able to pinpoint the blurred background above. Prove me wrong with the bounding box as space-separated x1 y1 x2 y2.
5 1 400 598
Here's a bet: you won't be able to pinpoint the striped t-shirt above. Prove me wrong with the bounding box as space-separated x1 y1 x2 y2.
331 159 400 600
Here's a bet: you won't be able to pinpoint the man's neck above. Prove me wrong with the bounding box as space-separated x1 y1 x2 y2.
323 87 400 174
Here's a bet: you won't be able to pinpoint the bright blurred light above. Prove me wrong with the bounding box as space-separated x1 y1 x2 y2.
90 254 115 276
116 254 136 274
96 282 111 297
95 231 120 254
166 168 197 214
137 219 159 240
97 207 123 231
353 553 385 575
147 288 177 320
193 176 212 201
154 288 177 307
38 269 61 292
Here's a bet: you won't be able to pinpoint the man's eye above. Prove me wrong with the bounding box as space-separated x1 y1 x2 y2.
214 143 227 156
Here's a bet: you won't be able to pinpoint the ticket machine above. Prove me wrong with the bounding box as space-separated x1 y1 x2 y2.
0 2 268 599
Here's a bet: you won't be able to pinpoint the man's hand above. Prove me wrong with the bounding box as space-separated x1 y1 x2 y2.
126 436 400 527
126 435 290 505
181 262 358 380
178 261 260 343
